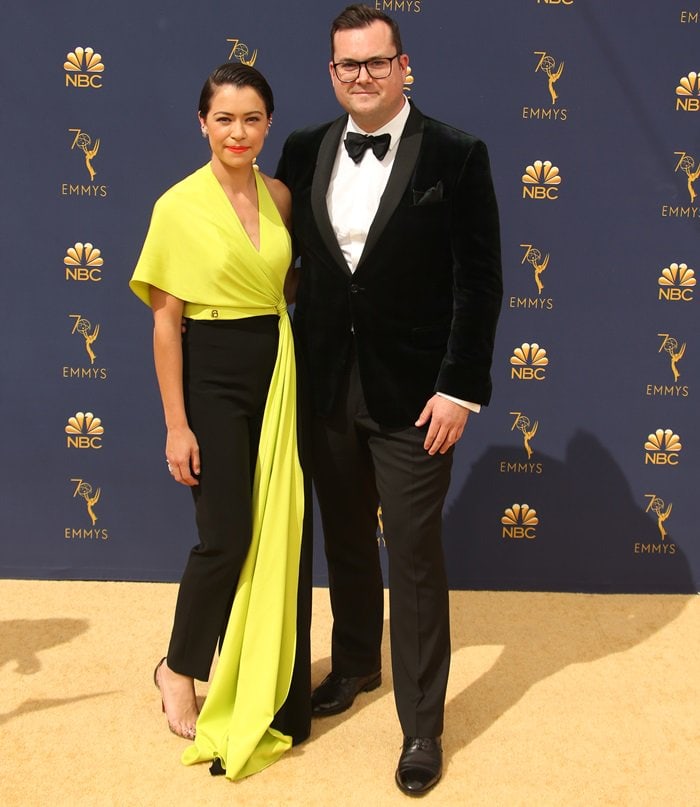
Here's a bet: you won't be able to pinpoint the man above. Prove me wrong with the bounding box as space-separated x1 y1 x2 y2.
276 4 502 796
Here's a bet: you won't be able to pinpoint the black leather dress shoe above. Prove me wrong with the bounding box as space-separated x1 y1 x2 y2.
395 736 442 796
311 671 381 716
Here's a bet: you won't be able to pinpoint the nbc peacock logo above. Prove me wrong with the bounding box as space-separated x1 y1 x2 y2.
403 65 414 96
522 160 561 199
64 46 104 88
675 71 700 111
501 504 539 540
65 411 104 449
64 243 104 282
644 429 682 466
657 262 695 302
510 342 549 380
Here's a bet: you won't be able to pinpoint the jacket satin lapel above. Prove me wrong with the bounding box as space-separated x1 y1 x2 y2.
356 105 424 272
311 116 352 277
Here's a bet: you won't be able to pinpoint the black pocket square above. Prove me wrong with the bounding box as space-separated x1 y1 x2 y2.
413 181 444 206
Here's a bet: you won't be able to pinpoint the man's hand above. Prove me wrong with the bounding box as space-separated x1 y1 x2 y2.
415 395 469 455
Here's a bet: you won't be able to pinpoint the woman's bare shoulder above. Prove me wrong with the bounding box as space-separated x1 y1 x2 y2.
260 173 291 224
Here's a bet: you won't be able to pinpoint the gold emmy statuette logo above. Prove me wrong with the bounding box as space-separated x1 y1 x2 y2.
645 494 673 541
644 428 682 466
510 412 538 458
65 411 104 449
69 129 100 181
511 244 554 309
658 262 695 302
70 314 100 364
64 46 104 88
674 151 700 203
510 343 549 380
657 333 686 381
501 503 538 539
521 244 550 294
64 242 104 282
522 160 561 199
377 505 385 546
534 52 564 104
675 71 700 111
72 478 101 525
226 38 257 66
635 494 677 554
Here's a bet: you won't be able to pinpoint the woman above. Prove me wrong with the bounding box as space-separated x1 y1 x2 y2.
130 62 310 779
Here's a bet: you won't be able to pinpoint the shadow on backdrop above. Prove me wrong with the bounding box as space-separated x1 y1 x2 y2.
439 431 695 758
443 430 696 593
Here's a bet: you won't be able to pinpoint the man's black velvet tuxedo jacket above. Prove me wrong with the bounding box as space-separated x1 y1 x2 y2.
276 104 502 428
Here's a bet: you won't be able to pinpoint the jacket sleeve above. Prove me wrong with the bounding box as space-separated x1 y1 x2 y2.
435 139 503 405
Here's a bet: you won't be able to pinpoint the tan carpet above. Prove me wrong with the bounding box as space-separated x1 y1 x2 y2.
1 581 698 806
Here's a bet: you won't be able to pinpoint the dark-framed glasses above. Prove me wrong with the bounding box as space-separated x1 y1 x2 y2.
332 54 399 83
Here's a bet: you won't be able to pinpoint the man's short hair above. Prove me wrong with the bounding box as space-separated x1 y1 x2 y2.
330 4 403 58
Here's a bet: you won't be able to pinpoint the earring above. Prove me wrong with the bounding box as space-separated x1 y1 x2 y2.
201 129 208 138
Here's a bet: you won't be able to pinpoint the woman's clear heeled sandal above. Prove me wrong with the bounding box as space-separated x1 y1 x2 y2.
153 656 197 740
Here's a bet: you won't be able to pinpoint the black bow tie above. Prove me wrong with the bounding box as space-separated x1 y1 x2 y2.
344 132 391 163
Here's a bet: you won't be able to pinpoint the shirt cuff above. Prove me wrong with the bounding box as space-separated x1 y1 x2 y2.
436 392 481 413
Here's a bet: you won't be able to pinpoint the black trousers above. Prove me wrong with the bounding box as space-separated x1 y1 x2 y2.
167 316 278 680
311 354 453 737
165 316 312 744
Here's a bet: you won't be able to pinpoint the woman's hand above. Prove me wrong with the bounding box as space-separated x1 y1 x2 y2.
150 288 199 485
166 425 200 486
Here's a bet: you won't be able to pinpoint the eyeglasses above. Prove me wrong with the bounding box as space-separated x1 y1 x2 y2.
332 55 399 83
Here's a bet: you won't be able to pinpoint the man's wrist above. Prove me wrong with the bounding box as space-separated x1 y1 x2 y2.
436 391 481 413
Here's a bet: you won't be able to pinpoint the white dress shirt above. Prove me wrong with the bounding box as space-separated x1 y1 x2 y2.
327 98 410 273
326 98 480 414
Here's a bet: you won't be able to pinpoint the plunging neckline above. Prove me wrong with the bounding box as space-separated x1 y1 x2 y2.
209 163 263 254
229 171 262 253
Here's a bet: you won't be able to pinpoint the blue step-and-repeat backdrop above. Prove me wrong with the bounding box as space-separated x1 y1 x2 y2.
1 1 697 592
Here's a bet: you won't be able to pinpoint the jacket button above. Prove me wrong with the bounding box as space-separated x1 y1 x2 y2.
350 283 361 293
